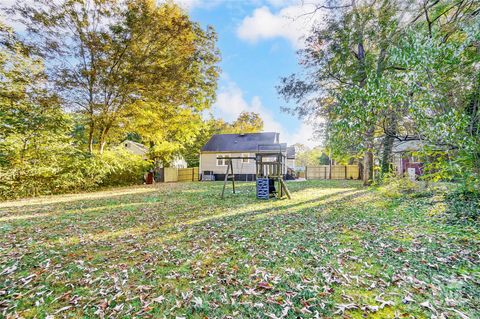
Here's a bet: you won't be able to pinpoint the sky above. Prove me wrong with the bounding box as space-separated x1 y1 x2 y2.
181 0 323 147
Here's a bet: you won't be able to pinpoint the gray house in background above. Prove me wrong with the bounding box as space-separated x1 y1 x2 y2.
121 140 148 158
199 132 295 181
121 140 188 168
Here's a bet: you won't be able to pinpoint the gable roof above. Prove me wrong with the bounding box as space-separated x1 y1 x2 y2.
201 132 280 152
120 140 148 156
392 139 447 153
121 140 148 152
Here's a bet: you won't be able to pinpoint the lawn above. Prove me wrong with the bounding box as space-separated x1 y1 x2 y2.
0 180 478 318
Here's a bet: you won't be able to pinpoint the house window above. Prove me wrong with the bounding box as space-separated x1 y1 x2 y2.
242 153 249 163
217 154 230 166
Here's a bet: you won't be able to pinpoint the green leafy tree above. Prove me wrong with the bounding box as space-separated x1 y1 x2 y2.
224 111 264 133
0 21 75 197
279 0 478 187
387 4 479 189
11 0 220 154
294 144 328 167
279 0 406 185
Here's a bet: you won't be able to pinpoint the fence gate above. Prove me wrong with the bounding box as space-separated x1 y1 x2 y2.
306 165 359 180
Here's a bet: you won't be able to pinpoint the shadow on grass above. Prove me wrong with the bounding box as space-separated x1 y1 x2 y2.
43 188 369 249
0 180 362 217
0 185 164 210
0 201 157 222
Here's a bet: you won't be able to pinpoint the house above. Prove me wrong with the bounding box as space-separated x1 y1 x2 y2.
121 140 148 157
392 139 444 177
164 155 188 169
199 132 295 181
121 140 187 168
286 146 296 169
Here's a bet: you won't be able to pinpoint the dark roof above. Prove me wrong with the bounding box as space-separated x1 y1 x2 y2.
286 146 295 159
201 132 280 152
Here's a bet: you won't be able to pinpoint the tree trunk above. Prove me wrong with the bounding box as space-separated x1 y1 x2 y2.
88 121 95 154
358 160 364 180
363 127 374 186
98 125 110 155
381 134 395 175
363 150 374 185
329 150 332 179
99 140 106 154
381 114 397 175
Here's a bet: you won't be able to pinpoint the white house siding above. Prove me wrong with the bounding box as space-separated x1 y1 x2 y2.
200 152 257 175
171 155 188 168
122 140 148 157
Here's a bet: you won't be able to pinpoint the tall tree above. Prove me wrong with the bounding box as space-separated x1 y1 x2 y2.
0 21 74 196
280 0 479 187
223 111 264 134
279 0 405 185
10 0 220 154
387 1 480 187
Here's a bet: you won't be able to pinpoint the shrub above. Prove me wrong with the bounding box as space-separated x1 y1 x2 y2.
0 147 152 200
92 148 153 187
378 176 421 198
444 187 480 223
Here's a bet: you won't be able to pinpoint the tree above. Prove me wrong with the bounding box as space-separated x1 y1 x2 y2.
226 111 264 133
10 0 220 154
280 0 479 188
293 144 328 167
386 1 480 188
279 0 408 185
0 21 75 196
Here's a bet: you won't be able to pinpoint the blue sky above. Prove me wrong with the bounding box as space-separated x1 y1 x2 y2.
183 0 322 147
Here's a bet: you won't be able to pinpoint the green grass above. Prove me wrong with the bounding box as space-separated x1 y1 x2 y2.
0 180 478 318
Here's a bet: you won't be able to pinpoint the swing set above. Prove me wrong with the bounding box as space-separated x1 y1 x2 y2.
221 144 291 200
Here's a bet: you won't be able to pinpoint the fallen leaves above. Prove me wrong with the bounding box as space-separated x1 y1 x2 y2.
151 295 165 304
257 282 273 290
0 181 478 318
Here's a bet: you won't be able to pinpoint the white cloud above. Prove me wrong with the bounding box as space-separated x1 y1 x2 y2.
214 80 320 147
237 3 324 49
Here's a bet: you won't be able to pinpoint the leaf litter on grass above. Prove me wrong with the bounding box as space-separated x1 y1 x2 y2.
0 180 478 318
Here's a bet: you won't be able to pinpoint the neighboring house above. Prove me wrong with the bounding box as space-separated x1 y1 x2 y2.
199 132 295 181
168 155 188 169
286 146 296 169
155 155 188 169
393 139 434 176
121 140 187 168
121 140 148 157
